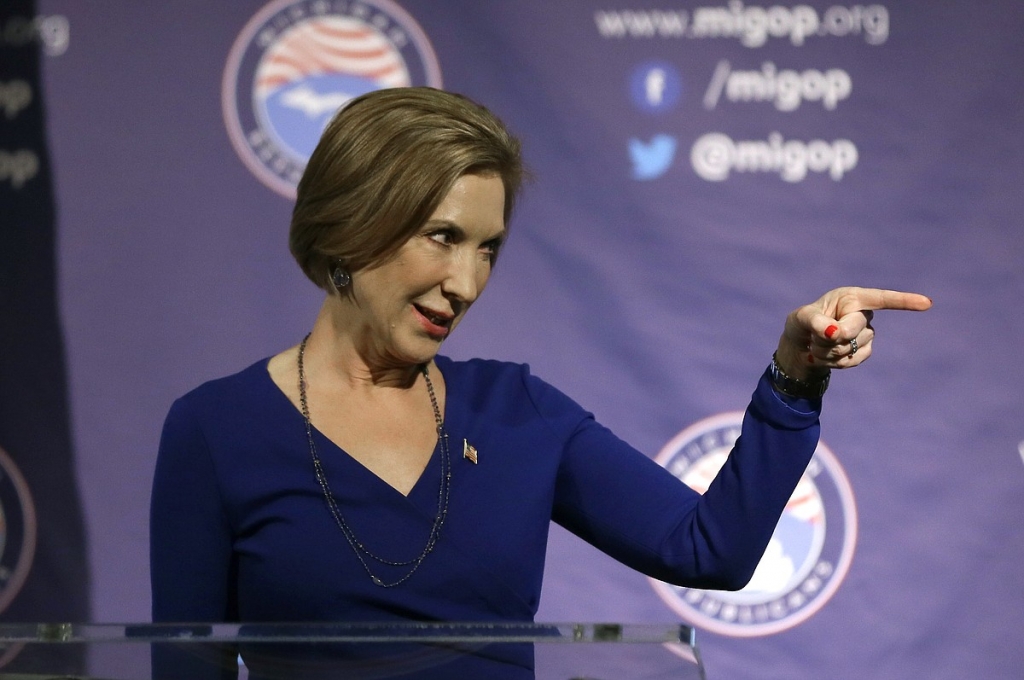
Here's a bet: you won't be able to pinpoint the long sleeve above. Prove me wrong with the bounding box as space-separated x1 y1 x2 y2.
546 368 820 590
150 396 238 679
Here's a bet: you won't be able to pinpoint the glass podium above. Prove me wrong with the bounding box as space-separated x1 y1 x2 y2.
0 622 704 679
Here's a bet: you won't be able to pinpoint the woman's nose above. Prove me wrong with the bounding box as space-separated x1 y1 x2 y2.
441 251 482 304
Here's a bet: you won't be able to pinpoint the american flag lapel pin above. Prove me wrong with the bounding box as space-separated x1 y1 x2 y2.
463 439 478 464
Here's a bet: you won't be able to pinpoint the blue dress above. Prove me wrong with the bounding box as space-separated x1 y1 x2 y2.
150 356 820 678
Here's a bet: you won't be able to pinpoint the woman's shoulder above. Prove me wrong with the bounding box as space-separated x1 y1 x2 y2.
171 357 276 417
434 355 542 400
435 355 528 382
159 357 298 458
436 355 590 422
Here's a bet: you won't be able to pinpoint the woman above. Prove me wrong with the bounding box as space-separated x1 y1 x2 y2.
150 87 930 678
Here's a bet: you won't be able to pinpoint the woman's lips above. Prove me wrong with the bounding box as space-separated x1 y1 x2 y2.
413 304 452 339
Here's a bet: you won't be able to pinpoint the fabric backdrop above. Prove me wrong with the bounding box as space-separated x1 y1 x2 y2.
5 1 1022 677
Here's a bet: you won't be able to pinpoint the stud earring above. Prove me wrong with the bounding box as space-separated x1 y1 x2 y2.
330 266 351 290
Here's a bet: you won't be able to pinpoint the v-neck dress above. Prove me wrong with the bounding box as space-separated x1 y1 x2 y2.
151 356 821 678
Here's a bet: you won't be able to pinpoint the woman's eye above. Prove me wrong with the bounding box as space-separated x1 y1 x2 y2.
428 231 454 246
480 240 503 261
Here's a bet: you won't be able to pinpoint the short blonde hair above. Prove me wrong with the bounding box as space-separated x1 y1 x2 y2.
289 87 524 289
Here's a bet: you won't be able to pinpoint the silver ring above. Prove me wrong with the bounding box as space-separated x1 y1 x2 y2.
849 337 859 357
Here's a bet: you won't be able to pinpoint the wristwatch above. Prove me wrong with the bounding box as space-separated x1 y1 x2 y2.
769 352 830 398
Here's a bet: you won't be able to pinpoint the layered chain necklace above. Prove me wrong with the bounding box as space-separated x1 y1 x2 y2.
297 333 451 587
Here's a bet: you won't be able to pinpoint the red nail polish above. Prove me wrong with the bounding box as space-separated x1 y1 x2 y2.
824 325 839 339
807 354 815 363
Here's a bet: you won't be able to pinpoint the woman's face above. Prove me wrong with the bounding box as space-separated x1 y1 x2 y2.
347 173 507 368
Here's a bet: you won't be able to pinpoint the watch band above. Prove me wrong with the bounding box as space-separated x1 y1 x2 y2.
769 352 830 398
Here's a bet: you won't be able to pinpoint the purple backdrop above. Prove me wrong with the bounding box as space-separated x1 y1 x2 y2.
18 0 1024 677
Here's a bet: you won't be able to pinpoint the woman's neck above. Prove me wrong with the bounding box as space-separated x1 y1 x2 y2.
305 298 427 391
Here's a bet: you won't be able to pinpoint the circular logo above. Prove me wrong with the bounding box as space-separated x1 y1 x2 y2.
650 412 857 637
0 446 37 615
222 0 443 198
629 61 682 113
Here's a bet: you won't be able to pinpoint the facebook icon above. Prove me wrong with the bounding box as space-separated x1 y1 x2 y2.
629 61 683 113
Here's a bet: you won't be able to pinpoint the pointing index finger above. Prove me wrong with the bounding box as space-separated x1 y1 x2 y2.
839 288 932 315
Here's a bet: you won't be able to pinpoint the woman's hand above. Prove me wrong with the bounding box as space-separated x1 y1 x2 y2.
775 287 932 381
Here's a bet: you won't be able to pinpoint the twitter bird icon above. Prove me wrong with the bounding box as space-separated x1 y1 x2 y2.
629 135 677 180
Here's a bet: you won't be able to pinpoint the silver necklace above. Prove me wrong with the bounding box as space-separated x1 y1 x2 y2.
297 333 451 587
